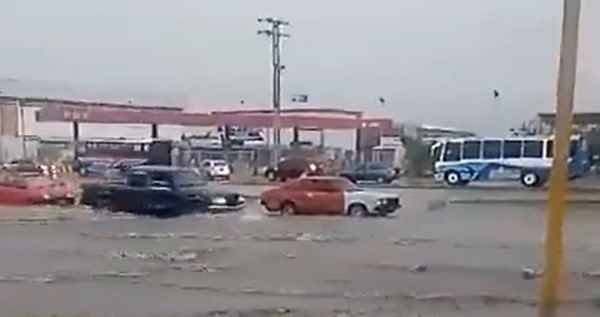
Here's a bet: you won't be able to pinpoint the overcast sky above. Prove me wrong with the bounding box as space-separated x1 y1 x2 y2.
0 0 598 135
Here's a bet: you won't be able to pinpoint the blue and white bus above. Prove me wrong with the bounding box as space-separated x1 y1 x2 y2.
431 135 590 187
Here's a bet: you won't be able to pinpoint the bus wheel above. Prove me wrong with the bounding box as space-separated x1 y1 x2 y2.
521 172 540 187
444 171 462 186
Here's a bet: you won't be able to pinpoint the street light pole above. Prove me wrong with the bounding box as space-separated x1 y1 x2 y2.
540 0 581 316
258 17 290 165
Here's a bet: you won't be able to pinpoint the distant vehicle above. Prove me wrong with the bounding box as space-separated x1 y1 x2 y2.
75 138 174 168
0 175 76 205
259 176 400 217
225 127 266 148
76 158 114 177
372 135 405 173
103 158 149 179
185 134 223 149
199 159 231 180
264 157 323 182
431 135 590 187
80 166 245 217
2 159 45 175
339 163 398 184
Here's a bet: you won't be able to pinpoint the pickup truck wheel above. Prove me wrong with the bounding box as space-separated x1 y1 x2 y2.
348 203 368 217
280 201 296 215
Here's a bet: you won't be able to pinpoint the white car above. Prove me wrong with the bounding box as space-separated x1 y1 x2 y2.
200 159 231 180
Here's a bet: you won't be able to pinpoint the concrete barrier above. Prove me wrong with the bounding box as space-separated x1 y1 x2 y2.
222 176 600 193
448 197 600 205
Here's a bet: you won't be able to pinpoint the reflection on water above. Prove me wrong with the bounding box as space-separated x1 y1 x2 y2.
1 188 600 316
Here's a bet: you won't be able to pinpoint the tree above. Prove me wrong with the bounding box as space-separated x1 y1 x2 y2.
401 136 431 177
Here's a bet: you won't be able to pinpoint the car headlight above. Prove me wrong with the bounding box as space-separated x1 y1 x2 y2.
238 196 246 203
376 198 386 205
309 164 317 172
212 197 227 205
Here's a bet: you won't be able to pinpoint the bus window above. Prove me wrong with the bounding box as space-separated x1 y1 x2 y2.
546 139 578 158
523 141 543 158
431 144 442 162
502 140 522 159
443 142 461 162
462 141 481 159
570 140 578 157
482 140 501 159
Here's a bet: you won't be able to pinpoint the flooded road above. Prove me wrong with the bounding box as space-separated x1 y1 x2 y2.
0 186 599 316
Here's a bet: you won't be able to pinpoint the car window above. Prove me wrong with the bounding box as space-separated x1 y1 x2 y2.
355 164 366 171
482 140 501 159
366 163 386 170
214 161 227 166
279 158 306 170
431 144 442 162
502 140 522 159
570 139 578 157
329 178 361 192
127 172 149 187
174 170 206 188
443 142 461 162
297 179 331 191
295 178 360 192
308 180 339 192
524 140 543 158
149 172 174 188
201 161 212 168
462 141 481 159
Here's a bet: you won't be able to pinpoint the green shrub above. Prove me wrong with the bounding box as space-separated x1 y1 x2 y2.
402 136 431 177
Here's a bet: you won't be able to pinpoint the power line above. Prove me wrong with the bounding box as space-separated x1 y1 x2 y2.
258 17 290 165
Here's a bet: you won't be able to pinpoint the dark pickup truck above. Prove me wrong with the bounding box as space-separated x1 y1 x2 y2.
80 166 246 218
339 163 398 184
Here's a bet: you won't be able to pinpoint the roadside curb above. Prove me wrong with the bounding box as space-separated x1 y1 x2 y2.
227 181 600 193
449 198 600 205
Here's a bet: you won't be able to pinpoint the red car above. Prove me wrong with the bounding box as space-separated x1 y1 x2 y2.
259 176 400 217
0 175 76 205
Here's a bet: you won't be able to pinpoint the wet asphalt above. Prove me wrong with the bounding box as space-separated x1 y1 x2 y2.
0 184 600 316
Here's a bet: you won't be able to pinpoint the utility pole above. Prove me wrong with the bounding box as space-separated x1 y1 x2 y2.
539 0 581 316
17 98 27 158
258 17 290 165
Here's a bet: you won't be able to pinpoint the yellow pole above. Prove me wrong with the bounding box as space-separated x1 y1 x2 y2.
540 0 581 316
